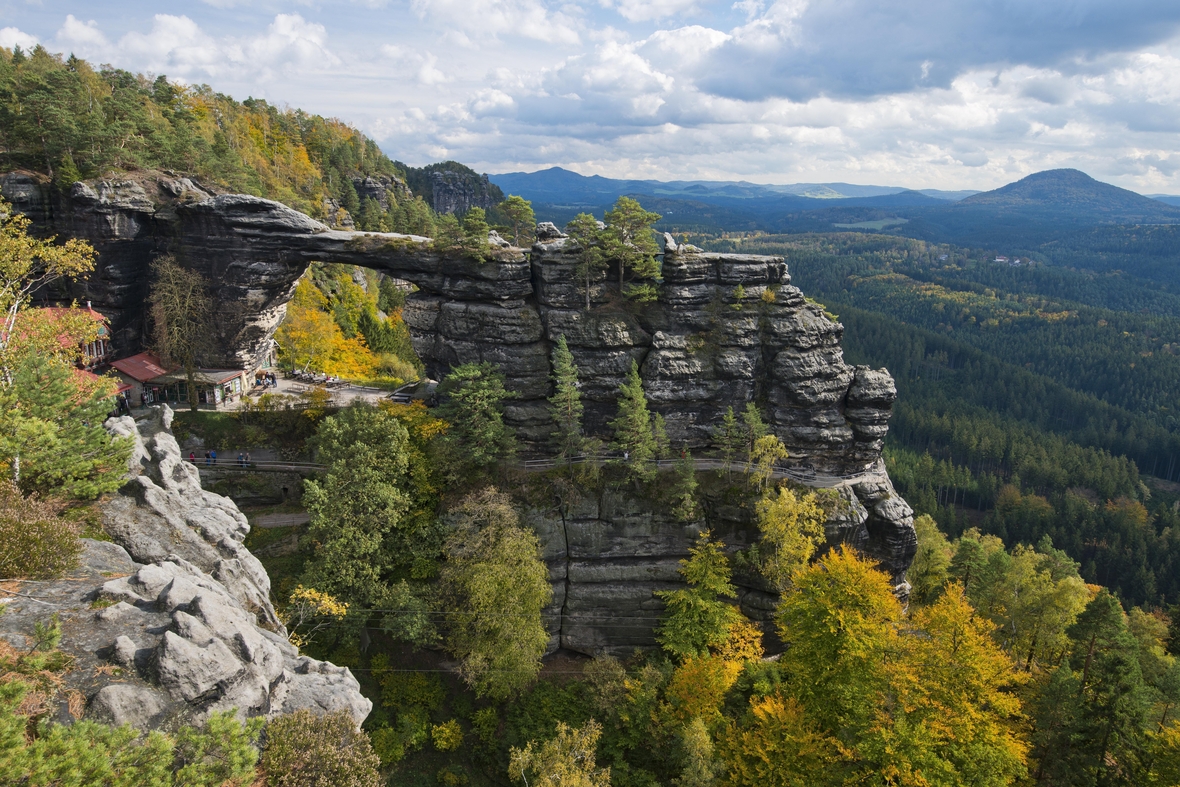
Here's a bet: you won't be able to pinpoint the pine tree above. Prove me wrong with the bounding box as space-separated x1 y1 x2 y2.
498 195 535 247
565 213 607 312
609 360 656 481
548 335 583 462
461 207 491 263
602 196 662 302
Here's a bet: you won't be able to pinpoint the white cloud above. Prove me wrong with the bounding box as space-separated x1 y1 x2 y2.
381 44 451 85
606 0 701 23
0 27 39 51
408 0 580 44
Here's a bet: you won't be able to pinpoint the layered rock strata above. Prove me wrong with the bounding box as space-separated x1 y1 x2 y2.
0 406 370 730
524 463 913 656
3 171 916 609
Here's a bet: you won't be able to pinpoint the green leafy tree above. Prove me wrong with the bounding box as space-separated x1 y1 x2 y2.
565 213 608 312
437 361 517 479
657 531 743 661
549 335 584 462
610 360 656 481
602 197 662 302
509 720 611 787
439 488 553 699
499 195 536 247
750 486 826 593
749 434 787 488
148 255 213 413
908 514 953 605
301 404 422 607
0 196 96 377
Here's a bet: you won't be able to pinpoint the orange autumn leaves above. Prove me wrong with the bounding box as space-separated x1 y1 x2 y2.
277 277 381 381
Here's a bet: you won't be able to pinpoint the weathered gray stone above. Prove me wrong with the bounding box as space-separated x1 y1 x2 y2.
88 684 168 729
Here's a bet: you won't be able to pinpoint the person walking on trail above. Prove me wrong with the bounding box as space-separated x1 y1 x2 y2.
237 452 245 468
204 450 211 466
211 449 218 466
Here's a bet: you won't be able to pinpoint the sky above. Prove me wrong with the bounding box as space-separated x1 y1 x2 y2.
4 1 1180 192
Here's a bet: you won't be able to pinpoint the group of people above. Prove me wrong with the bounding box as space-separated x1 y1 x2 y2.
257 371 278 388
186 449 251 467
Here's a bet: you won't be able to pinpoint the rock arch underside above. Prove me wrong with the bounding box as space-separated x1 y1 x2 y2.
4 171 917 652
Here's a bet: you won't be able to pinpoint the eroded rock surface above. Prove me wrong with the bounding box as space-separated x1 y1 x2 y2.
0 406 370 731
524 463 914 657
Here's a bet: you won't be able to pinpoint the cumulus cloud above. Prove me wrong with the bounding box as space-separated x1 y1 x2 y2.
0 27 39 51
53 13 338 82
698 0 1180 101
408 0 580 44
11 2 1180 191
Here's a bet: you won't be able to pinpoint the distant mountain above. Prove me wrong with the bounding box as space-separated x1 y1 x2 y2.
489 167 974 209
1150 194 1180 207
958 169 1180 221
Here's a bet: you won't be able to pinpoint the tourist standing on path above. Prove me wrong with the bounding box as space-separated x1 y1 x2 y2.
244 451 251 467
189 451 196 463
204 451 211 466
237 452 245 468
211 449 218 466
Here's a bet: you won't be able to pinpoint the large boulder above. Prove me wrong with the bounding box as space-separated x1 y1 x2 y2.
0 406 371 731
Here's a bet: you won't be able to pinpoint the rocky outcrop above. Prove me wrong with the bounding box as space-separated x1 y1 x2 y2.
3 170 915 586
0 406 370 731
524 464 914 656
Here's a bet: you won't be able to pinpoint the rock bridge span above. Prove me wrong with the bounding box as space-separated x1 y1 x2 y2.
3 170 916 594
5 172 896 478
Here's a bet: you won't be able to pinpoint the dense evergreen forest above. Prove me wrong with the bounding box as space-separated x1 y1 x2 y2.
704 231 1180 606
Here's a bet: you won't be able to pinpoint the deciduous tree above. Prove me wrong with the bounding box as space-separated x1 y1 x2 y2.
439 488 552 699
509 720 611 787
147 255 212 413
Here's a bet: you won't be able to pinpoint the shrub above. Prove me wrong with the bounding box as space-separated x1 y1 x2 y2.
261 710 381 787
432 719 463 751
0 482 81 579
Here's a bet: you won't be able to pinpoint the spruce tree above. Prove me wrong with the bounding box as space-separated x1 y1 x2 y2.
653 413 671 460
549 335 584 462
670 444 700 522
610 359 656 480
716 406 741 474
602 196 662 302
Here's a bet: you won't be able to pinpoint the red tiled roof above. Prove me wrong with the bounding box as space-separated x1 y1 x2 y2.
110 352 176 382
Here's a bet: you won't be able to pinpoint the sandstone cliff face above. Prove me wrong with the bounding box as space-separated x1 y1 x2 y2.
0 406 371 731
523 464 913 656
2 170 916 600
